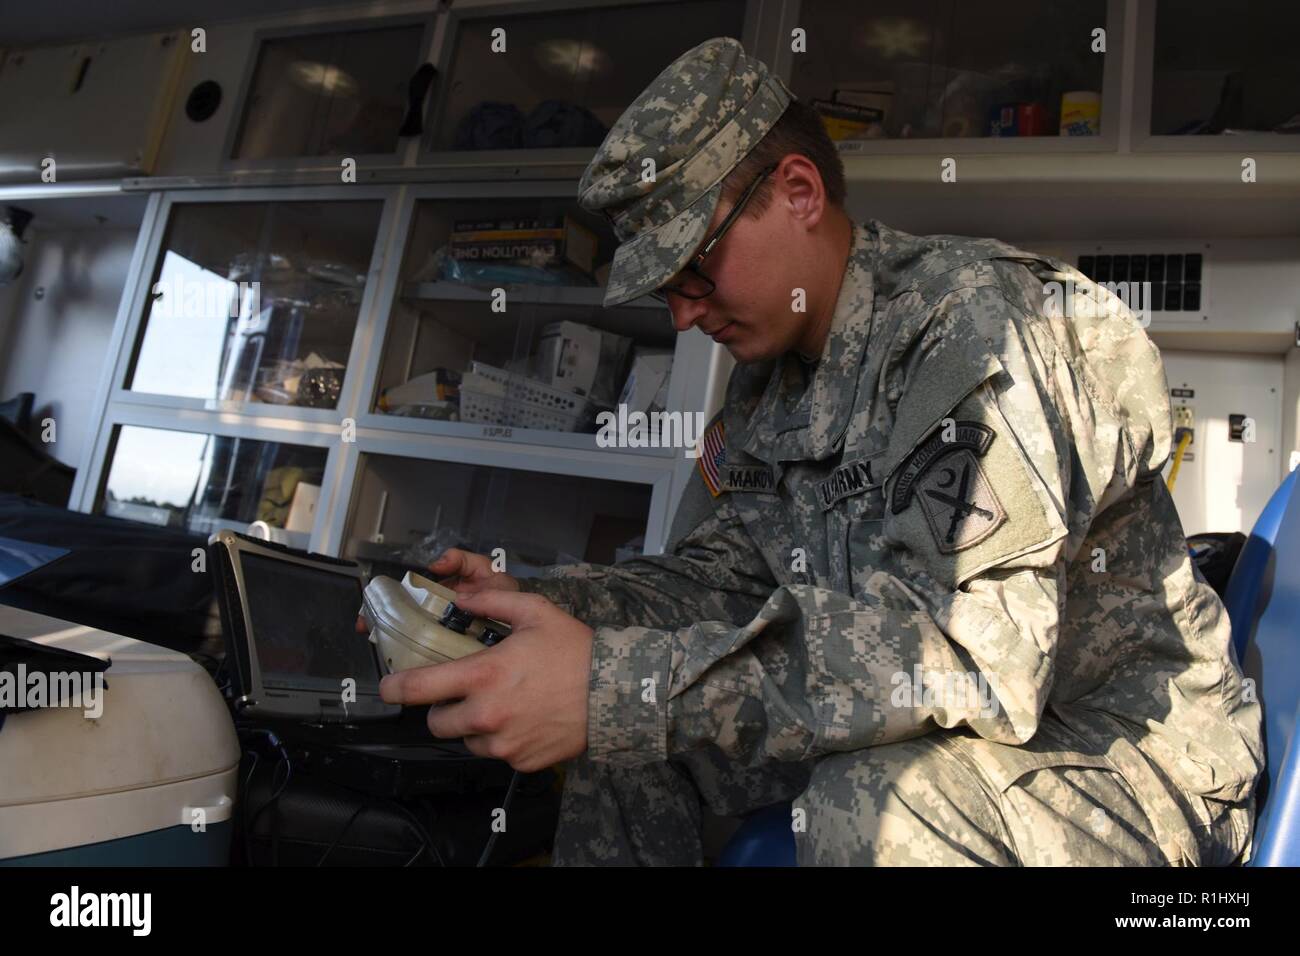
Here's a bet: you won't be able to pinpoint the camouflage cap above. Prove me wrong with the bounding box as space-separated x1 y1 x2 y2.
578 37 793 307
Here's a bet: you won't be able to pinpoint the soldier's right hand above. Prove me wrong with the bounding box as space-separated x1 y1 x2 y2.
355 547 522 635
427 547 520 596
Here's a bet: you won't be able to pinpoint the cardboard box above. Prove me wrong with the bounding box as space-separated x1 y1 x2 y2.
379 368 461 409
814 98 886 141
448 215 597 276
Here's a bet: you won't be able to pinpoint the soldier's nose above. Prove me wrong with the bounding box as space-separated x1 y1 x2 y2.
669 297 706 334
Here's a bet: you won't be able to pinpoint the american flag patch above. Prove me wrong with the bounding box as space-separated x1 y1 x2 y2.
698 420 726 497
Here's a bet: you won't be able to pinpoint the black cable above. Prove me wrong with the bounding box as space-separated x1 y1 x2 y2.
402 844 425 866
316 803 369 866
239 750 260 865
384 797 447 867
236 729 269 864
240 750 260 796
248 754 291 863
239 729 291 866
213 657 232 698
476 769 521 867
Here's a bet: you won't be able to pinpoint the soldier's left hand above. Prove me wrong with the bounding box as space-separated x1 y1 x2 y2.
378 590 594 773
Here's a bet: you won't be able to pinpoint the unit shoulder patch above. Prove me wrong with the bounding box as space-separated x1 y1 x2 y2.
889 420 1005 553
884 392 1067 587
890 421 995 514
914 448 1006 553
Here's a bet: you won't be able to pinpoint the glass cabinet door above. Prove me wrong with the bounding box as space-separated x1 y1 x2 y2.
231 21 429 160
1150 0 1300 139
372 193 677 441
791 0 1108 143
345 453 653 578
425 0 746 154
96 424 328 539
125 199 384 410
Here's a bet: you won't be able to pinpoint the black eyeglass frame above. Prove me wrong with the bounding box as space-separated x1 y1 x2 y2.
602 162 780 304
654 162 779 302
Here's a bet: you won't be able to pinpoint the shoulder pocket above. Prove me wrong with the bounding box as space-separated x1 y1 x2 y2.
883 379 1068 586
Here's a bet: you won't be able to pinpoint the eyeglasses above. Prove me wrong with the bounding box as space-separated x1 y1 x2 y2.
650 162 778 303
602 162 778 305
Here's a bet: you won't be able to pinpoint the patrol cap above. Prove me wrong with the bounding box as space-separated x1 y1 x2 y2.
578 36 793 307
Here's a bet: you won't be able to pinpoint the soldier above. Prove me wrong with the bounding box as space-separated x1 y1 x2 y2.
379 37 1263 866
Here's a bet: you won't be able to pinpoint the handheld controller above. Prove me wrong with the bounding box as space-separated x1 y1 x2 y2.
362 571 510 674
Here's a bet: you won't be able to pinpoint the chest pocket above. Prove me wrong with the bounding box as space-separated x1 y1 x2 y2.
820 449 887 595
843 479 888 595
729 487 812 589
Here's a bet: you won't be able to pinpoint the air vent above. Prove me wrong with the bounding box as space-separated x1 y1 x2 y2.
1075 251 1203 312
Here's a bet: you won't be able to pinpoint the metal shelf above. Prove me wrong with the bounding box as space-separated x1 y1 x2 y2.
356 411 680 460
401 281 662 311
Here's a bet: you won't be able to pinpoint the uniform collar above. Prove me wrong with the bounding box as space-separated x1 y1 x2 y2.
730 220 876 468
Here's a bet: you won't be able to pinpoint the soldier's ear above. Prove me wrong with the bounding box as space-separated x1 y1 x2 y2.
782 163 826 223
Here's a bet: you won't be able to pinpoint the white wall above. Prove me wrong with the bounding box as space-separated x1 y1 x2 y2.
0 225 135 469
1159 350 1284 537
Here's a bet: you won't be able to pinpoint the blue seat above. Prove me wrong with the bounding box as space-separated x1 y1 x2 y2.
1223 470 1296 663
715 802 797 867
719 470 1300 867
1232 471 1300 865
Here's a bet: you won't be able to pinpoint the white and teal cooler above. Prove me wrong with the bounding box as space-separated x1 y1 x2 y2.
0 606 240 865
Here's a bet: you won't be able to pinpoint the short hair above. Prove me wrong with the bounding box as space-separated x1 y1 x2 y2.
719 97 847 218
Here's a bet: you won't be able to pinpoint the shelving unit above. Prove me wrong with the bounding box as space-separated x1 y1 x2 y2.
400 282 663 310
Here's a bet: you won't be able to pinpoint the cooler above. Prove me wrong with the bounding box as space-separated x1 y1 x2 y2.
0 605 240 865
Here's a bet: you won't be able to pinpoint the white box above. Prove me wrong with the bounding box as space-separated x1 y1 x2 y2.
618 348 674 413
285 481 320 533
536 321 602 396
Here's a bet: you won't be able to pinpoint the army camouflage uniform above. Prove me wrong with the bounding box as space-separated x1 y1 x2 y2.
518 38 1264 866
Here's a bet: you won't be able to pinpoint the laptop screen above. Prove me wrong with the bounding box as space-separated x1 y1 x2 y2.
239 551 379 689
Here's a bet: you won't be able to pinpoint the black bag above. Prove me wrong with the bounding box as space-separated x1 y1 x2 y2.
0 493 214 654
1188 531 1248 599
238 758 560 866
0 417 74 507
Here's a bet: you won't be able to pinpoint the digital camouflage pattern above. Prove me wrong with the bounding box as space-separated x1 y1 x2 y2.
577 37 792 307
525 36 1264 866
523 221 1264 866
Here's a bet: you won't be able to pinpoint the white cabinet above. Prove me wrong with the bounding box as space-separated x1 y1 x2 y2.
1136 0 1300 151
70 182 728 567
786 0 1119 152
0 33 186 182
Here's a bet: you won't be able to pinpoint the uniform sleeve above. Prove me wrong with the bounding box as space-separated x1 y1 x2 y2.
582 283 1081 769
516 458 778 631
